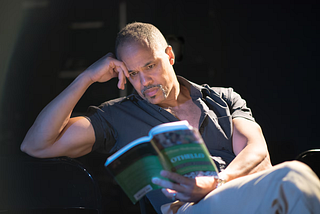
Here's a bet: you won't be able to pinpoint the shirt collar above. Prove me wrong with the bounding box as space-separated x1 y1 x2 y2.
176 75 204 100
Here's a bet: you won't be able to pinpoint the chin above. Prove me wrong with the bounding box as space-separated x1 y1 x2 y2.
145 97 160 104
145 95 165 105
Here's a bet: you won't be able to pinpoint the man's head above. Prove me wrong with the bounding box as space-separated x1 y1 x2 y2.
115 22 179 107
115 22 168 59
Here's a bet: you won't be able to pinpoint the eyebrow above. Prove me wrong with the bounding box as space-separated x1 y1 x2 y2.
128 61 154 73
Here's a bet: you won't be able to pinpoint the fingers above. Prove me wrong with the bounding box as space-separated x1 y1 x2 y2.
152 177 185 193
85 53 129 84
117 67 126 90
162 188 179 201
111 58 129 78
160 185 194 202
152 171 216 202
107 54 129 78
113 65 128 90
106 55 129 90
152 170 194 192
152 177 184 201
160 170 194 186
118 62 130 78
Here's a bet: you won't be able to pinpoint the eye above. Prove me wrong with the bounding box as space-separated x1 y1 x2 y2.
147 64 155 69
129 71 138 77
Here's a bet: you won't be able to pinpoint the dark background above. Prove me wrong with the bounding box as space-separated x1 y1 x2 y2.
1 0 318 163
0 0 319 212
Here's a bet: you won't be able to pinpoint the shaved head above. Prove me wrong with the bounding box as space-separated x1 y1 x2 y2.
115 22 168 59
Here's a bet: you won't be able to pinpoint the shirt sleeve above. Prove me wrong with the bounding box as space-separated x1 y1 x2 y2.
222 87 255 122
85 105 116 153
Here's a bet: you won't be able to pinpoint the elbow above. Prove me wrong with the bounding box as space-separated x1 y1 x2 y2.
254 124 269 157
20 139 43 158
257 151 273 171
258 148 270 163
20 144 25 153
20 140 35 156
20 126 56 158
20 129 36 155
256 144 273 170
255 141 270 163
20 139 28 153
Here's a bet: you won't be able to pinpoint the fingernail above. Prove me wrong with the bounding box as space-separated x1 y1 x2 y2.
152 177 160 184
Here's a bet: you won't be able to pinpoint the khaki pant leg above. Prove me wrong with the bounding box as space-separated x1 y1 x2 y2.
170 161 320 214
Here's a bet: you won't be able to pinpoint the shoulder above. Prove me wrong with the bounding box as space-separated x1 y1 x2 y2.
201 84 255 121
178 76 234 100
201 84 237 102
99 96 130 107
95 95 137 109
208 86 233 95
86 95 139 120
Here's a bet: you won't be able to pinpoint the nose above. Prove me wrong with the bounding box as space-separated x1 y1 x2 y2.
139 72 153 86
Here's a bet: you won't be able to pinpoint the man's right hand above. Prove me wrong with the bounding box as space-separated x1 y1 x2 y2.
84 53 130 90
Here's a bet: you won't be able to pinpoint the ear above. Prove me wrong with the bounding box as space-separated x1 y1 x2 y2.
165 45 175 65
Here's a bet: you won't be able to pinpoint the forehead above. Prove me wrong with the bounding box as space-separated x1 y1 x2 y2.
118 39 152 56
118 41 160 70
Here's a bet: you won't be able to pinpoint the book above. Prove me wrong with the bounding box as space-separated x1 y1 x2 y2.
104 120 219 204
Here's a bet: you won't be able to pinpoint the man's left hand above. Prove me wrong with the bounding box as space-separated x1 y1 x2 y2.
152 170 218 203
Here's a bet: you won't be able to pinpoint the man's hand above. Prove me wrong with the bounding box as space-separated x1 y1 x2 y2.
84 53 129 90
152 170 218 203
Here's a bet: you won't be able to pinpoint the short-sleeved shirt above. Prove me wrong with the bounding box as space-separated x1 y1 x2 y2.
86 76 255 213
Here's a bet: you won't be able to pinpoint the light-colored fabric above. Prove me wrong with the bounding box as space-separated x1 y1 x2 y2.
161 201 188 214
161 161 320 214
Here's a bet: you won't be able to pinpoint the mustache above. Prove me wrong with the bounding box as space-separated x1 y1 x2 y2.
141 84 162 95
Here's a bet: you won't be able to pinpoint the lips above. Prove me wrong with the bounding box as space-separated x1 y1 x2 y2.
143 87 159 97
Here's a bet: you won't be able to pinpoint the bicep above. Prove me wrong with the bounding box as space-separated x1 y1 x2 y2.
232 118 266 156
37 116 96 158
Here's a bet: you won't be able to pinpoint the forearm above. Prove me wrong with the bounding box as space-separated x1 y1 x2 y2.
220 142 272 182
219 118 272 182
20 72 93 154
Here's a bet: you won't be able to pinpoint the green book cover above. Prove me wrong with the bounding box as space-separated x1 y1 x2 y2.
105 120 218 204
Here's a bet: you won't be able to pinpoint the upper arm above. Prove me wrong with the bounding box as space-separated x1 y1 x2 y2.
35 116 96 158
232 118 266 156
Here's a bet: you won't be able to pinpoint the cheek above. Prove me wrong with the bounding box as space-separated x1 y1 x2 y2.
129 79 141 91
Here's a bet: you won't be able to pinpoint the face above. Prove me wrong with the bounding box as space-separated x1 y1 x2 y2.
117 41 177 106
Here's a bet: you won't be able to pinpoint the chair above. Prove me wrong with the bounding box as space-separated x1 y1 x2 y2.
0 155 103 214
139 196 157 214
296 149 320 178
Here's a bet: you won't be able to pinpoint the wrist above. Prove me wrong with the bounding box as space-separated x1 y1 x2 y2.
216 176 226 188
77 71 96 85
215 173 228 188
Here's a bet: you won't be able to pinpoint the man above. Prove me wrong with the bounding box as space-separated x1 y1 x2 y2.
21 22 320 213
